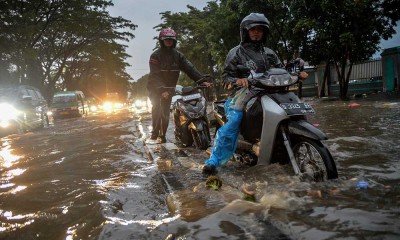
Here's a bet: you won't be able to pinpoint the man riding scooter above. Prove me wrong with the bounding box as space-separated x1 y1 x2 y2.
203 12 308 175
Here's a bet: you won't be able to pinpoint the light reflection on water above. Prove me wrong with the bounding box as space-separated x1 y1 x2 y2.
0 141 35 233
0 141 23 168
0 100 399 239
284 98 400 239
143 98 400 239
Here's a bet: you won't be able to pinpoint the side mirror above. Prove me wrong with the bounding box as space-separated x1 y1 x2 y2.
237 65 251 78
181 86 194 94
21 95 32 101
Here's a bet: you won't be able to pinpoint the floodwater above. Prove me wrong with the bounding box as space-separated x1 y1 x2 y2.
0 96 399 240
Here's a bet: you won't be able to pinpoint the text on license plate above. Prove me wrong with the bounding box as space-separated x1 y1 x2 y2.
280 103 315 115
182 93 201 101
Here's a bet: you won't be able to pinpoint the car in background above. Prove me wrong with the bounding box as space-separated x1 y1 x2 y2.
86 97 100 113
102 92 124 112
50 91 89 119
0 84 50 137
130 97 151 114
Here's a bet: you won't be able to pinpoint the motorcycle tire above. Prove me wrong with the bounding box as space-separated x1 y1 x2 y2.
179 129 194 147
292 137 338 181
191 128 210 150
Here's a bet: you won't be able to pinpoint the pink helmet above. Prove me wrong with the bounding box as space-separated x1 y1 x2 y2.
159 28 177 40
159 28 177 48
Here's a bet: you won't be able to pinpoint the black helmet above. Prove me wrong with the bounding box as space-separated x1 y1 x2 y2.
240 13 270 43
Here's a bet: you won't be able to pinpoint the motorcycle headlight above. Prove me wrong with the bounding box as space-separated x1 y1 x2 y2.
0 103 20 121
269 73 292 85
188 111 202 119
179 99 206 119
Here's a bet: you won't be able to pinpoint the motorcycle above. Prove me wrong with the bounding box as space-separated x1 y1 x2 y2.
172 84 211 150
212 60 338 181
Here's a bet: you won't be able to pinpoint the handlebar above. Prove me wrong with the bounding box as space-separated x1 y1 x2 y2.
196 74 212 85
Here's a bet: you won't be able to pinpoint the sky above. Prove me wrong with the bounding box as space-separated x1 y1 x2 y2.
107 0 210 81
108 1 400 81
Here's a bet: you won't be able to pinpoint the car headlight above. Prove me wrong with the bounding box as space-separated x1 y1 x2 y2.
0 103 20 121
90 105 98 112
114 102 123 109
103 102 113 112
134 100 145 108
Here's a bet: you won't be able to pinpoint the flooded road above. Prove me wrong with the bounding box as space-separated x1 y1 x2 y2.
1 96 399 240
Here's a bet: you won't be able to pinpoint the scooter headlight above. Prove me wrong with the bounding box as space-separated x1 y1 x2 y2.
187 112 200 119
179 99 207 119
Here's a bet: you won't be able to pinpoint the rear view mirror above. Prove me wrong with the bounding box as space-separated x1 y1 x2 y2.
21 95 32 101
181 86 194 94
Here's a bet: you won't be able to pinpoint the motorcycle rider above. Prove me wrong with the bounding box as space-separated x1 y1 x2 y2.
203 13 308 174
147 28 211 143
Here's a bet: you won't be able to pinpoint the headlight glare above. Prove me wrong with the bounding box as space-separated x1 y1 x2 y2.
0 103 20 121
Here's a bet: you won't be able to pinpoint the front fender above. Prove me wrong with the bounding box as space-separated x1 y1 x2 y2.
288 120 327 140
188 120 204 132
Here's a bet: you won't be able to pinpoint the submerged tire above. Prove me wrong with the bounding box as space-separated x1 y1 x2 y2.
191 128 210 150
292 137 338 181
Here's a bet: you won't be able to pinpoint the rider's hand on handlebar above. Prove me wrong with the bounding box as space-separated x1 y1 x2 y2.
200 81 212 87
161 91 169 98
299 71 308 81
236 78 249 88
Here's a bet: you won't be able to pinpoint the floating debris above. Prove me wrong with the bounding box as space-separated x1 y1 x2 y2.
242 184 256 202
348 103 361 107
206 176 222 190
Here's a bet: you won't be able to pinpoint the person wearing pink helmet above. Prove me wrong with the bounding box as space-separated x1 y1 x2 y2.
147 28 211 143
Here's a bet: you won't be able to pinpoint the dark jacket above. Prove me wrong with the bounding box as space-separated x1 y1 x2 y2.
222 42 283 90
147 48 203 96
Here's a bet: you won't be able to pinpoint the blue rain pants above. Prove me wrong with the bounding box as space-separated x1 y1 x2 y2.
205 99 243 167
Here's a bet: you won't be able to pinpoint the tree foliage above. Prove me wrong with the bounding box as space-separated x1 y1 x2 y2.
0 0 136 100
293 0 400 99
2 1 399 101
147 0 399 100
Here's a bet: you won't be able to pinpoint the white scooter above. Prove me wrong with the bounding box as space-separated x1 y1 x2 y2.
212 61 338 181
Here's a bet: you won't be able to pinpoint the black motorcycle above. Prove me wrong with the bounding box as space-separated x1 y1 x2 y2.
172 85 211 150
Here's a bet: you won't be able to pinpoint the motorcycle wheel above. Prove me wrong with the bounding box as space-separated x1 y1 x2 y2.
191 128 210 150
292 137 338 181
179 128 194 147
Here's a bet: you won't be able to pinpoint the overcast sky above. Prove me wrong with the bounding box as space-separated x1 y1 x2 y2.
108 1 400 80
108 0 209 81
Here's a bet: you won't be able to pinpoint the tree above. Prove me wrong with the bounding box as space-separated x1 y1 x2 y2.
0 0 136 100
130 74 149 99
154 0 400 100
294 0 400 99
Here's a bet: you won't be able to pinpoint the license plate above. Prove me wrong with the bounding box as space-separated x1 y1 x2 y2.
182 93 201 101
280 102 315 115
